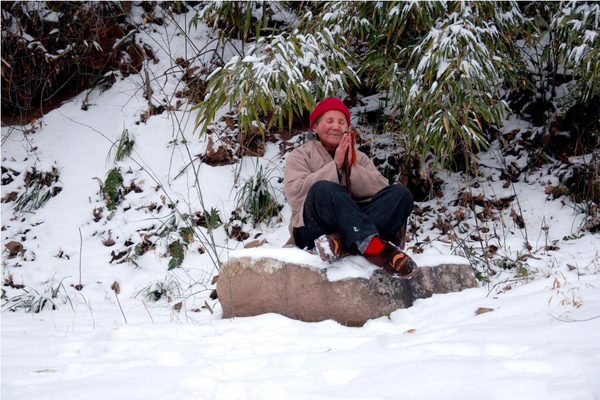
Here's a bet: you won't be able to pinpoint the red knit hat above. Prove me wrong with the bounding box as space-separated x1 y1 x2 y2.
309 97 350 129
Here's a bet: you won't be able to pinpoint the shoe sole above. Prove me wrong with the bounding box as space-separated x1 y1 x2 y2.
392 264 418 280
390 252 418 280
315 235 340 262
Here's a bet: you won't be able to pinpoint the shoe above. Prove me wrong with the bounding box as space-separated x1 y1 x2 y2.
364 240 418 279
314 233 348 262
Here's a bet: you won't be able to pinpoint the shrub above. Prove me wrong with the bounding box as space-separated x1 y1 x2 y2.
103 168 123 211
1 1 141 121
136 276 182 303
235 162 282 226
192 1 292 45
109 128 135 163
192 1 526 171
14 166 62 212
167 240 185 270
380 2 520 169
551 2 600 103
2 280 71 313
193 28 357 136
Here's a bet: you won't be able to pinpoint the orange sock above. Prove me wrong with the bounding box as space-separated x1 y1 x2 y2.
364 237 385 255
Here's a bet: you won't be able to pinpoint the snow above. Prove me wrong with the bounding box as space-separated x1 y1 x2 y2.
241 55 265 64
3 275 600 400
2 4 600 400
23 2 62 23
584 29 599 43
227 245 468 283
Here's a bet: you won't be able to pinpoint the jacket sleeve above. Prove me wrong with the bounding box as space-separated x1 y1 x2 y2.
347 152 390 198
283 147 339 220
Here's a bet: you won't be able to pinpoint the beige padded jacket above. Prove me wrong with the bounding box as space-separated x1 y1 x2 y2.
283 140 389 243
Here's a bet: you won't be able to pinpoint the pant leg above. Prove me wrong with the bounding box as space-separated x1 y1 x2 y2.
359 184 413 246
293 181 379 251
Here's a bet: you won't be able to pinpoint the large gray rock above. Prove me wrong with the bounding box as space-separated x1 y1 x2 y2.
217 256 479 326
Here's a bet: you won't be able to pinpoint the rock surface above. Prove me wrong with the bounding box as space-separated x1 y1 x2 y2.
217 256 479 326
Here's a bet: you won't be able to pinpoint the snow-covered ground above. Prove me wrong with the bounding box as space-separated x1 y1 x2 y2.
3 276 600 400
2 5 600 400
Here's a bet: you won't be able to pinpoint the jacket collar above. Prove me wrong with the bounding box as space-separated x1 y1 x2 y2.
313 139 335 159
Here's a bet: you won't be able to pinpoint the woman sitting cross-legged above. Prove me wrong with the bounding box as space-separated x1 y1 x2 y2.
283 97 418 279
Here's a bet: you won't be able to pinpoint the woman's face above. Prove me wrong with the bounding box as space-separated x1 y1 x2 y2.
313 110 349 152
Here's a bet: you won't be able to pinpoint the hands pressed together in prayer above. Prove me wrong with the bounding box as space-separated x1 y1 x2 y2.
333 131 355 171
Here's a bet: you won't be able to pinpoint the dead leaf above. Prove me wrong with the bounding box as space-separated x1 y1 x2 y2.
454 209 465 221
111 281 121 295
5 241 23 257
404 329 417 334
475 307 494 315
228 225 250 241
211 275 219 285
510 208 526 229
172 302 182 312
224 116 235 129
93 207 103 222
1 192 18 203
552 277 561 290
244 239 266 249
567 264 576 271
206 136 215 158
109 250 127 263
204 300 214 315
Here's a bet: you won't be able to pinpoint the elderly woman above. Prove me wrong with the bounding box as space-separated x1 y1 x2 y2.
283 97 417 278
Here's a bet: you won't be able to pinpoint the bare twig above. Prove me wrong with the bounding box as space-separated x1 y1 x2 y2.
111 281 127 324
78 228 83 289
550 314 600 323
141 301 155 324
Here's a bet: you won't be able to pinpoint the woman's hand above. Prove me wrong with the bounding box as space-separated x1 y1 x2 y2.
334 132 353 170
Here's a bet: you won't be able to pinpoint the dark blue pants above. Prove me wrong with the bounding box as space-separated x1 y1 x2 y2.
293 181 413 253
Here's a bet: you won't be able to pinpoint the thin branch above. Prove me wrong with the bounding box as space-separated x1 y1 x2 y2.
78 228 83 289
550 314 600 323
114 292 128 324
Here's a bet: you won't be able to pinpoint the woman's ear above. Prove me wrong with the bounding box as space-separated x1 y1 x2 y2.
311 122 319 134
